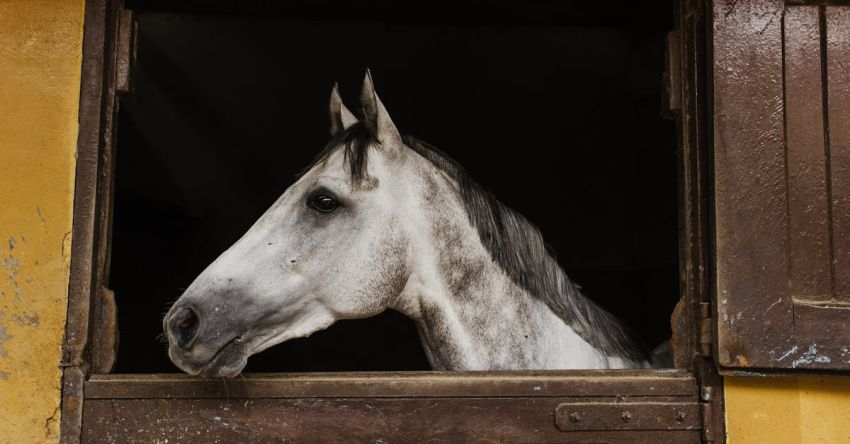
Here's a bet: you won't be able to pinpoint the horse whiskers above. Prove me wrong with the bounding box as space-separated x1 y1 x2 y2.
160 299 180 318
221 377 231 399
162 296 181 310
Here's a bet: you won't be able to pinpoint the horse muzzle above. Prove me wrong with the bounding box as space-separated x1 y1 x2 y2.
164 303 249 378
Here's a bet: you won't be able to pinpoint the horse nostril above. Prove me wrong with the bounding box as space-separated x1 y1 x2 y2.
179 313 195 329
169 306 200 348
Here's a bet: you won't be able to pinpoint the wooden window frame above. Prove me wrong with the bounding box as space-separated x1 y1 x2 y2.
60 0 724 442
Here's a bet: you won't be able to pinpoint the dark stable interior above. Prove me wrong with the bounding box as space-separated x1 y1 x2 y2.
113 0 677 373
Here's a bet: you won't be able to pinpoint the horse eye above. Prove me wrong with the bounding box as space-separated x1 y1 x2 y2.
308 193 339 213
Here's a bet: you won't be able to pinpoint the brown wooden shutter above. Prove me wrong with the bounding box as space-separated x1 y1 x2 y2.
713 0 850 371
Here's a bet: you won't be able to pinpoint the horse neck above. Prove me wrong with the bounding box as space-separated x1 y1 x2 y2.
392 157 632 370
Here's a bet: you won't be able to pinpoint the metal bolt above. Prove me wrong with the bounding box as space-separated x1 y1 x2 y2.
701 386 713 401
569 412 582 423
676 411 687 422
621 411 632 422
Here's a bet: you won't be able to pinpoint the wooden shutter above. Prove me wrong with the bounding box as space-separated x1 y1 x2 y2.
713 0 850 371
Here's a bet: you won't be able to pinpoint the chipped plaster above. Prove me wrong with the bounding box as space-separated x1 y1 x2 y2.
0 0 85 442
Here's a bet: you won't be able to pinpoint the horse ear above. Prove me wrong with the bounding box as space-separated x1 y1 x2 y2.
360 70 403 156
329 83 357 136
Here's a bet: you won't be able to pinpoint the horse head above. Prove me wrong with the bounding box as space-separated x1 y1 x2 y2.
164 71 416 377
164 71 650 377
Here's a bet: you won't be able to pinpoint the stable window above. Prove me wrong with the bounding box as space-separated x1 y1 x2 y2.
62 0 729 442
113 3 679 375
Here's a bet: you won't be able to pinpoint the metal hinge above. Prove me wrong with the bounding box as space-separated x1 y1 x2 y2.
554 402 701 432
698 302 712 358
115 8 138 95
695 354 725 443
700 385 716 442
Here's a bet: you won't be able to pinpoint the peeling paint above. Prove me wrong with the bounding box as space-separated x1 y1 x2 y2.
733 355 750 366
3 252 23 299
0 324 11 358
776 345 799 362
13 312 39 327
2 254 21 276
723 369 768 377
840 346 850 364
44 406 60 441
790 344 831 369
61 231 71 262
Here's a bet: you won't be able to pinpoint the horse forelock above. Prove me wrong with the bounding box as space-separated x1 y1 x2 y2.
304 120 379 187
308 121 649 363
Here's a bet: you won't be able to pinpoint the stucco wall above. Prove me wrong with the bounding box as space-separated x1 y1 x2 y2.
725 376 850 443
0 0 84 442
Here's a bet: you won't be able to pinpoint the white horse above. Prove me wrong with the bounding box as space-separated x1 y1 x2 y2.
164 71 653 378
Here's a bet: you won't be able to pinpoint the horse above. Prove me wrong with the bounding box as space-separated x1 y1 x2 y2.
163 71 654 378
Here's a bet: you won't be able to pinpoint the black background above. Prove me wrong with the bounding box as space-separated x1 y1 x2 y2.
113 0 677 372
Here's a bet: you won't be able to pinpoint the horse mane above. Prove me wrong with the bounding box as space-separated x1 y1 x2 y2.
310 121 649 363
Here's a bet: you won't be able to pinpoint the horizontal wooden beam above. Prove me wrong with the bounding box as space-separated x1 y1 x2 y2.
85 370 696 399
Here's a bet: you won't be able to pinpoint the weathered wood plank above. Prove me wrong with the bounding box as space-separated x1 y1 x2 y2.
826 6 850 302
712 0 792 369
83 397 701 443
784 6 832 302
85 371 697 399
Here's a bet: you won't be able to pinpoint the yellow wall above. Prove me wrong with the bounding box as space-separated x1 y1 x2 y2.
725 376 850 443
0 0 85 442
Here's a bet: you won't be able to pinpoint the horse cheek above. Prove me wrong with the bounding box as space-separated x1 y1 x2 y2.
348 226 410 316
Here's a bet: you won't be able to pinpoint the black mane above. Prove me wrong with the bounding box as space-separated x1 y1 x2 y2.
310 121 648 363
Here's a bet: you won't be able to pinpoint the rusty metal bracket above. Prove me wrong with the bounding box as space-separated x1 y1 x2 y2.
694 356 725 443
115 8 137 95
701 386 716 442
554 402 701 432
